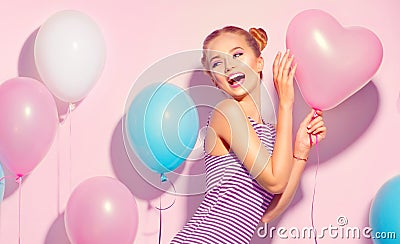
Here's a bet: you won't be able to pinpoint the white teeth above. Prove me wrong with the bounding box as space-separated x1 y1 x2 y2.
229 73 243 80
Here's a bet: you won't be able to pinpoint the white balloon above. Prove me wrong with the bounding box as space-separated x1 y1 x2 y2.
34 10 106 103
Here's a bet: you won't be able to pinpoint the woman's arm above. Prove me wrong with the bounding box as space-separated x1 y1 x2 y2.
207 50 297 194
261 155 307 223
261 109 327 223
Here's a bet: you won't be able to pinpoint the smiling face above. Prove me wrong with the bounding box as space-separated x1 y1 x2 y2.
204 32 264 101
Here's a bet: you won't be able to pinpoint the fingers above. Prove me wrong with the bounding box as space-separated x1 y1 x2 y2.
315 109 323 116
307 114 322 127
312 126 327 136
301 109 317 126
288 63 297 85
273 52 281 83
274 50 297 83
305 109 326 137
309 126 327 145
307 119 324 134
274 50 296 107
282 55 294 82
277 50 290 81
304 108 324 124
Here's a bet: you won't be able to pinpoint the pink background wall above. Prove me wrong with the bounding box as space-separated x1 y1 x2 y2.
0 0 399 243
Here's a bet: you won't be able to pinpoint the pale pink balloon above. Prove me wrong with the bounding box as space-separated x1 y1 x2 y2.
0 77 58 176
286 9 383 110
65 176 139 244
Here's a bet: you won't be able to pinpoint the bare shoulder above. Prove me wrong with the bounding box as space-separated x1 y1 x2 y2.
214 98 242 114
208 98 250 142
209 99 244 131
204 99 245 155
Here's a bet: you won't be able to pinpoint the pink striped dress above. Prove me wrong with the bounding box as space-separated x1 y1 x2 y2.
171 117 275 244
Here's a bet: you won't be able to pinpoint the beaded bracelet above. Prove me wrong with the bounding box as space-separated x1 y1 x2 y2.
293 154 308 161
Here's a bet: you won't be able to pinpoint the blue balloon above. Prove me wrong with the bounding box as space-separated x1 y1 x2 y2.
369 175 400 243
125 83 199 180
0 163 4 202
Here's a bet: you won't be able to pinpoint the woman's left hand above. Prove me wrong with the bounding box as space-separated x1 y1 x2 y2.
294 109 327 158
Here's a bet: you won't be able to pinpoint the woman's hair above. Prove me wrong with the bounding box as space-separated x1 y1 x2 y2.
201 26 268 79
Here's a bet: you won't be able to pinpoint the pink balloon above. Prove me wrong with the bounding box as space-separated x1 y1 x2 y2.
65 176 139 244
286 9 383 110
0 77 58 176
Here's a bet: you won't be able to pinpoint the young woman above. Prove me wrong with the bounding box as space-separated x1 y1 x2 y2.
171 26 327 244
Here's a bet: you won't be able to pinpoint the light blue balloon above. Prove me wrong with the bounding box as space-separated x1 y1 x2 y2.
369 175 400 243
0 163 4 202
126 83 199 180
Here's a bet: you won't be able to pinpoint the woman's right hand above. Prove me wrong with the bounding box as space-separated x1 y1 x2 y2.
273 50 297 109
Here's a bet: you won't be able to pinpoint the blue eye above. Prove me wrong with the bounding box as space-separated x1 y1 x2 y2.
233 52 243 58
212 61 222 68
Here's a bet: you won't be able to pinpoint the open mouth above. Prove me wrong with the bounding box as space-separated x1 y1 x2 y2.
227 72 245 87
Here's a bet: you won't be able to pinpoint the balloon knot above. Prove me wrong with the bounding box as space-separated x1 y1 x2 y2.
160 173 167 182
69 103 76 111
15 175 23 184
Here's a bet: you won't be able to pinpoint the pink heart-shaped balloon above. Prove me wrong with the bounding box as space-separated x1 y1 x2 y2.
286 9 383 110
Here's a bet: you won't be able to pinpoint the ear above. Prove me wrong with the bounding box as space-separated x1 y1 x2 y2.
257 56 264 72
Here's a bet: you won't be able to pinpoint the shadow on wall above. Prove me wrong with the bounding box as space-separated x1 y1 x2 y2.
184 70 218 221
363 199 374 244
18 27 80 124
44 212 70 244
2 167 25 200
110 118 190 240
293 80 380 165
18 28 41 81
111 119 165 201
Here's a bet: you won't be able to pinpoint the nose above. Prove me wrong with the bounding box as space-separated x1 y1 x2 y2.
224 57 235 73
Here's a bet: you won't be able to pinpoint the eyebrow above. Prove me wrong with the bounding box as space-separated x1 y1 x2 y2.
209 55 221 64
209 46 244 63
230 46 243 52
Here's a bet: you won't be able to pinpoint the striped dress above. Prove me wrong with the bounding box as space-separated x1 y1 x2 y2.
170 117 276 244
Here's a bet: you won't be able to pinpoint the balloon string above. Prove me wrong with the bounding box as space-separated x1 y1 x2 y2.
57 129 61 215
17 175 22 244
158 196 162 244
58 103 73 212
59 102 73 126
58 103 73 213
156 176 177 244
69 104 72 193
311 134 319 244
